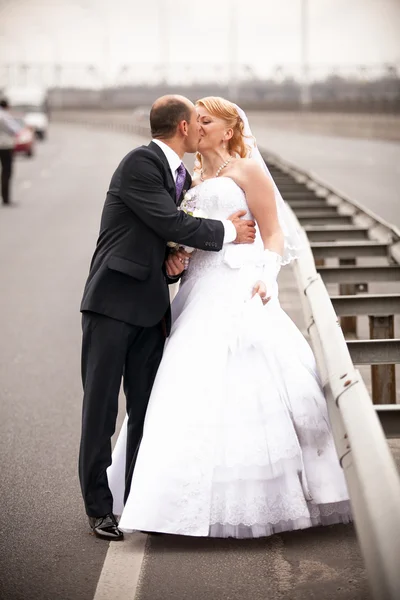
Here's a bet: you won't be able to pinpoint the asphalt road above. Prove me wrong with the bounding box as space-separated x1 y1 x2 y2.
248 114 400 228
1 123 398 600
0 125 136 600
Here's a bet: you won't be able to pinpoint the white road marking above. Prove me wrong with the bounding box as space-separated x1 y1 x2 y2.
93 532 148 600
20 180 32 190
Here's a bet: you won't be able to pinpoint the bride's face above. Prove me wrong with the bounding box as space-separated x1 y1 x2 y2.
197 106 229 154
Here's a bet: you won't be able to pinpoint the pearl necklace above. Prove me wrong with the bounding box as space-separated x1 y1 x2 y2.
200 158 231 182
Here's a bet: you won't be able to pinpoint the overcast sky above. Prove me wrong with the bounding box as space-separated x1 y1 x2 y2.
0 0 399 85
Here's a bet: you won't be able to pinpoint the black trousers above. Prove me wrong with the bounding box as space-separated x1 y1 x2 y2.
79 311 165 518
0 148 13 205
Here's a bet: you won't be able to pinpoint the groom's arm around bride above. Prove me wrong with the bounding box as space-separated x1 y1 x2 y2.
79 94 256 541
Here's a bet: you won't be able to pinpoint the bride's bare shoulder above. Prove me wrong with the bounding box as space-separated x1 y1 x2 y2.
236 157 264 175
230 157 262 185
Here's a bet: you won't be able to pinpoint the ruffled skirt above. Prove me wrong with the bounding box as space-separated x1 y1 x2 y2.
108 264 352 537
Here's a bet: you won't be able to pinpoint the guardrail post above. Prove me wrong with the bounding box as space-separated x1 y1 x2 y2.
369 315 396 404
339 258 357 336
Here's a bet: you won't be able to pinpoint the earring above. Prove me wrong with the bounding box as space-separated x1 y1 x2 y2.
222 142 226 149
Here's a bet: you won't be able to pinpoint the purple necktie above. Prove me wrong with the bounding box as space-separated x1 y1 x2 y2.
175 162 186 201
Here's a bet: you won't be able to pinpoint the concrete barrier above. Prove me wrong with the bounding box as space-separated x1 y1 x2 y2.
248 111 400 142
53 110 400 142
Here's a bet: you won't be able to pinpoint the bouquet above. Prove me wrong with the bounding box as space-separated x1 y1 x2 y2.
167 191 208 259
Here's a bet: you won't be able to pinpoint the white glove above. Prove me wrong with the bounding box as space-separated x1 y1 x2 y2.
261 249 282 298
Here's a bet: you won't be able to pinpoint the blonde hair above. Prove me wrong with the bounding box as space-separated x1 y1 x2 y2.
194 96 252 172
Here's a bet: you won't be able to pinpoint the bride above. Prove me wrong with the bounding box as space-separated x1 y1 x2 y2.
107 97 352 538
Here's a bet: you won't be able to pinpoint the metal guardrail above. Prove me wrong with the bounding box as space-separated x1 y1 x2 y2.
264 151 400 600
294 230 400 600
265 151 400 407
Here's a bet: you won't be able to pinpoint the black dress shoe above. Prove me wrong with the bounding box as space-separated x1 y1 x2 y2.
88 514 124 541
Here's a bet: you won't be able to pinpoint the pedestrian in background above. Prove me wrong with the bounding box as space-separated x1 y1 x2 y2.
0 98 21 206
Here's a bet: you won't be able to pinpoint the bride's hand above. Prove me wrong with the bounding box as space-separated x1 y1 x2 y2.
252 280 271 305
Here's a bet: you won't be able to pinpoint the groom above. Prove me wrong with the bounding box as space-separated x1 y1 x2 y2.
79 95 256 540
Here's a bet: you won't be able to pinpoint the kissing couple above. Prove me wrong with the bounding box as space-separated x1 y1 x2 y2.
79 94 352 540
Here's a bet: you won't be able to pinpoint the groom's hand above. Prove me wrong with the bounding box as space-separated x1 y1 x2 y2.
165 249 191 277
228 210 256 244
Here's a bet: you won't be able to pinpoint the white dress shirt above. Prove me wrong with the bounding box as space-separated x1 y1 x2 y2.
152 139 236 244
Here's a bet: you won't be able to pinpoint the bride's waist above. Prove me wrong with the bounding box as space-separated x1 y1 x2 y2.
186 243 264 279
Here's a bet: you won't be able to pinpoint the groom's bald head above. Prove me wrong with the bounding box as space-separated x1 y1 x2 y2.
150 95 194 139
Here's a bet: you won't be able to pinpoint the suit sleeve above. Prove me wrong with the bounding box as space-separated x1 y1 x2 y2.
119 150 224 251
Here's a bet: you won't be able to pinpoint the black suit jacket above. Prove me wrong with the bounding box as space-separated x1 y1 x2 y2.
80 141 224 332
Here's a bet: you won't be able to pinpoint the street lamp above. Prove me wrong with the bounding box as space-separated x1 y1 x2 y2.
73 0 111 88
228 0 239 101
0 0 63 89
67 0 170 88
158 0 169 84
0 1 27 88
300 0 311 108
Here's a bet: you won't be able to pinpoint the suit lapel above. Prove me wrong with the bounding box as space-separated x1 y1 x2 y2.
148 142 193 206
148 141 176 201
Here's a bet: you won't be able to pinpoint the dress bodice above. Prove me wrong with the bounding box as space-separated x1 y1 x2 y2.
188 176 252 221
184 177 264 283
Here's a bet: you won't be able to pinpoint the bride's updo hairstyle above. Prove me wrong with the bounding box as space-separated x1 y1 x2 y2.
195 96 252 171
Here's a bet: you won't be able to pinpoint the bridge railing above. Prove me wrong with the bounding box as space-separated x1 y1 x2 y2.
265 153 400 600
293 229 400 600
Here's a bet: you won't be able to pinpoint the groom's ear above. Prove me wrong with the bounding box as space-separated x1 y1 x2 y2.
178 119 189 137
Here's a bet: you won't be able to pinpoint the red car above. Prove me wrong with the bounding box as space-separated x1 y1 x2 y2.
14 118 35 158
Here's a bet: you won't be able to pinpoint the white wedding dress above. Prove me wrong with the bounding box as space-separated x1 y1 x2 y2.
107 177 352 538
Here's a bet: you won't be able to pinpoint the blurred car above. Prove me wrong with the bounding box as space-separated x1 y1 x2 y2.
24 107 48 140
14 118 35 158
5 86 49 140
